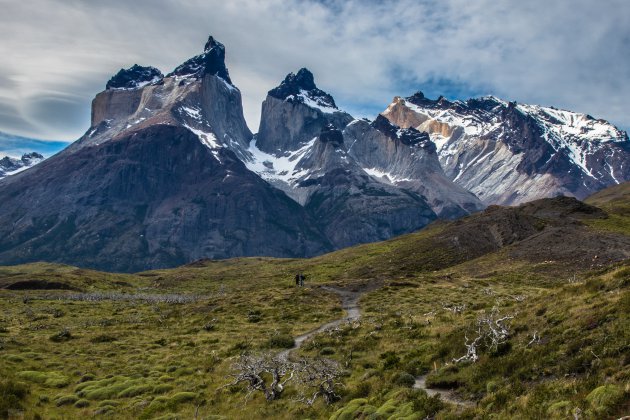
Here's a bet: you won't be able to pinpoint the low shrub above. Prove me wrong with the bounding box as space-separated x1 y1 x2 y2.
380 351 400 370
55 395 79 407
118 384 153 398
18 371 69 388
0 377 29 416
267 334 295 349
392 372 416 388
586 384 625 415
168 392 197 407
49 328 72 342
90 335 117 343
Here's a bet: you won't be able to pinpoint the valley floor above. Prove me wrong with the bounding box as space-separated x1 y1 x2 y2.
1 191 630 419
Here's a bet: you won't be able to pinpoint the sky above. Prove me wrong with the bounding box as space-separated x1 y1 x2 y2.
0 0 629 144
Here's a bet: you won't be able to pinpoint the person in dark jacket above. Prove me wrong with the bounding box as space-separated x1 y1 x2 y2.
295 273 300 286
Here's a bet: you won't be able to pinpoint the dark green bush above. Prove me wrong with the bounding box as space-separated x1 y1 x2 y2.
0 377 29 416
380 351 400 370
267 334 295 349
90 335 117 343
392 372 416 388
320 347 335 355
49 328 72 342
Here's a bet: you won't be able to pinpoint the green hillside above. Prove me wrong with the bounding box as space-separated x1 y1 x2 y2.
1 190 629 419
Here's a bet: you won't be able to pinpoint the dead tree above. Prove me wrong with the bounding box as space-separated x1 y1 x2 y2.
295 358 343 405
222 354 343 405
453 331 484 363
442 302 466 314
454 307 514 363
223 353 295 401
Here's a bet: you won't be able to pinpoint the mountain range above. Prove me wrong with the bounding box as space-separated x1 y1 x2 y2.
383 93 630 205
0 35 627 272
0 152 44 178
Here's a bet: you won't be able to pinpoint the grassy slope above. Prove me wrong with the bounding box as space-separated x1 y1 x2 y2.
0 190 629 419
585 182 630 236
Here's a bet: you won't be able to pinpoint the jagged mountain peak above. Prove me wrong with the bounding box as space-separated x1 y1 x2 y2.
268 68 338 112
371 115 433 148
383 92 630 205
285 68 317 91
406 91 451 108
204 35 222 52
0 36 489 272
167 35 232 84
106 64 164 90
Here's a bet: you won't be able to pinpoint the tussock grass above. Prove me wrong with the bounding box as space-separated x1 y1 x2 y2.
1 188 629 418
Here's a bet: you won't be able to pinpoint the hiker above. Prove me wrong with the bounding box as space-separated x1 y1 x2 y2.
299 273 305 287
295 273 300 287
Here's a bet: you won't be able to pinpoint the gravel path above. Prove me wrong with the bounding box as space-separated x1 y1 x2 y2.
279 282 475 408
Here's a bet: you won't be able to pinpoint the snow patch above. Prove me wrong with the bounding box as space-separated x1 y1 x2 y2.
110 75 162 90
245 138 316 184
363 167 413 183
286 90 338 114
180 106 202 121
183 124 222 162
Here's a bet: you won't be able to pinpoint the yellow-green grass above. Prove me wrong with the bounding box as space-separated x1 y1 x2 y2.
1 186 630 418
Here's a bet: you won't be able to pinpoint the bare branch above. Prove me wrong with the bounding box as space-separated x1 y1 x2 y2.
453 308 515 363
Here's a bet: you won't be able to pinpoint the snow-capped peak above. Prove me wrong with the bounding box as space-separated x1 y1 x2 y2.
268 68 338 112
106 65 164 90
382 92 630 205
167 35 233 84
0 152 44 179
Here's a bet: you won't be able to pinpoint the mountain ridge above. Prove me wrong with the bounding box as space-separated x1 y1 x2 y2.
382 92 629 205
0 35 628 271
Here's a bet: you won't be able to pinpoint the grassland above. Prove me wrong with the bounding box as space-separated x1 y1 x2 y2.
0 193 629 419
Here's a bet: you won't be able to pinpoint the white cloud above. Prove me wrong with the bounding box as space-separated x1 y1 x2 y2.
0 0 628 140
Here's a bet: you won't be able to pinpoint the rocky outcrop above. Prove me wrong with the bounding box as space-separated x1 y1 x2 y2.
0 125 331 272
255 68 354 154
83 36 251 158
167 36 232 83
268 68 337 109
106 65 163 90
343 117 483 218
383 93 630 205
246 71 483 243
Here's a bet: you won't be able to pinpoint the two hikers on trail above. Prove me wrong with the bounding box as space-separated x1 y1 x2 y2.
295 273 305 287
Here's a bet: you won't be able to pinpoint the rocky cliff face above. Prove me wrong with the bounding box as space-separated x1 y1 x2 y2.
255 68 354 154
0 37 332 271
295 124 436 248
80 37 252 161
383 93 630 205
343 116 483 218
245 70 483 245
7 36 623 271
0 124 331 272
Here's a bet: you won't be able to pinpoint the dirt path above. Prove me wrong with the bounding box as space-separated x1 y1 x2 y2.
278 282 475 408
277 285 363 361
413 375 475 408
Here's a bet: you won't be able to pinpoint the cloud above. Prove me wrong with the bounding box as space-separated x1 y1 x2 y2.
0 0 629 140
0 131 69 158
